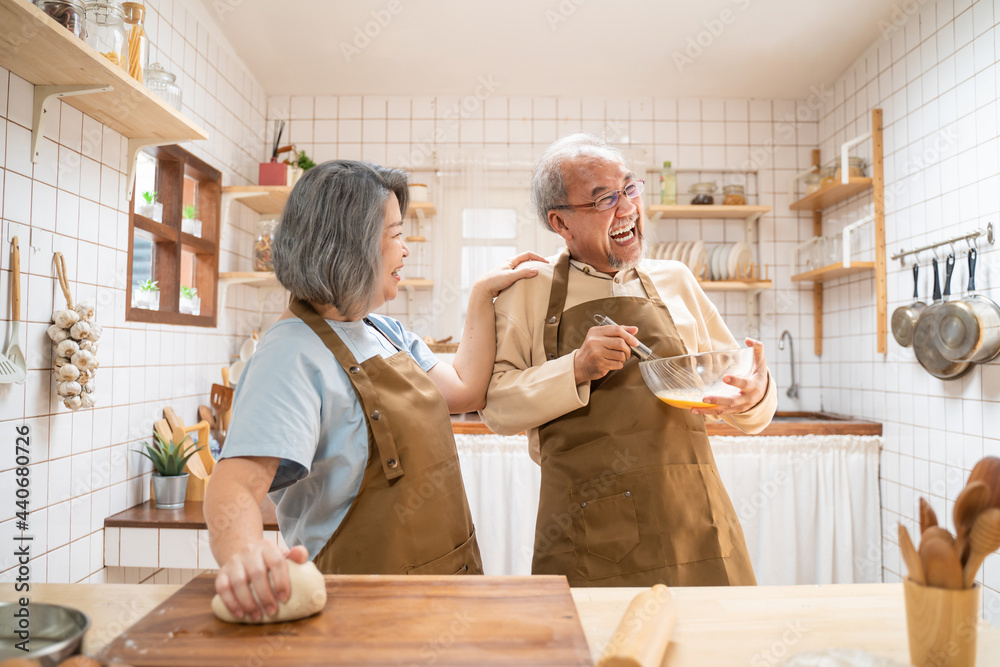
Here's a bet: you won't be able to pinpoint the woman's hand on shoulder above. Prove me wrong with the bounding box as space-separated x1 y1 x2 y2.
473 251 549 299
215 542 309 621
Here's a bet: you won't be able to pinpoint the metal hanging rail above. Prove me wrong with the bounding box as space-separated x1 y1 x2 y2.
890 223 994 265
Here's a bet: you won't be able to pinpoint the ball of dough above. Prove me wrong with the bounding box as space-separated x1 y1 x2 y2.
211 560 326 624
0 658 43 667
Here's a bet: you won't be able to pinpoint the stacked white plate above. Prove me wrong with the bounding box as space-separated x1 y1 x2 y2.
650 241 753 281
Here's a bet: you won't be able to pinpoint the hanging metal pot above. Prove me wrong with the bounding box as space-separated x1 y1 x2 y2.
912 254 973 380
891 263 926 347
933 249 1000 363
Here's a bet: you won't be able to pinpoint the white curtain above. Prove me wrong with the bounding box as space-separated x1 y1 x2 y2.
455 433 883 584
712 434 883 585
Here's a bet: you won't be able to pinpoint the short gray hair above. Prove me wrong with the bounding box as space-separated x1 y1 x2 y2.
273 160 409 319
529 133 628 231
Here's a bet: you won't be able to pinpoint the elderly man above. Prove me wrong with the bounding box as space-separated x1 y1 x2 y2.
482 133 776 587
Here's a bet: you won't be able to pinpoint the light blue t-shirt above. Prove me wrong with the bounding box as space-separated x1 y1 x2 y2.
220 314 439 558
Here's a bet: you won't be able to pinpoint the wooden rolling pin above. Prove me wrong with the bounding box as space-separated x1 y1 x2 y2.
596 584 676 667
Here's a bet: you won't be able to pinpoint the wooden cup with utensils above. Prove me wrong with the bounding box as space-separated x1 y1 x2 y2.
899 457 1000 667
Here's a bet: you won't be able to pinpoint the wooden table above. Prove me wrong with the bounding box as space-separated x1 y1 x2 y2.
6 583 999 665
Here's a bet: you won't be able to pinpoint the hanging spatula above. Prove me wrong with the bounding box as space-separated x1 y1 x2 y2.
0 237 26 384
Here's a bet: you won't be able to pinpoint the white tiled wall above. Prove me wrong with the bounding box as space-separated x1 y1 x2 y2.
266 94 822 395
813 0 1000 621
0 0 269 585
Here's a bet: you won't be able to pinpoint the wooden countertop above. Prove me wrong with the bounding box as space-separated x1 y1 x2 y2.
104 499 279 530
452 411 882 436
8 583 998 665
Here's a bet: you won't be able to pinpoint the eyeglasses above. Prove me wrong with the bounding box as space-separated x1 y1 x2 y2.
552 179 645 212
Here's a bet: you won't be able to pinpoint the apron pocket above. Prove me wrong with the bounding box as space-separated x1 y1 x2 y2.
582 492 639 562
407 529 482 575
570 471 665 581
653 463 734 566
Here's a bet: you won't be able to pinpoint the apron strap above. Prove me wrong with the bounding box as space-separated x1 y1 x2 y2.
543 249 572 359
544 250 666 357
289 297 406 480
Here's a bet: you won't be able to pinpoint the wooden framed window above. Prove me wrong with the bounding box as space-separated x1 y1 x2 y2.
128 144 220 326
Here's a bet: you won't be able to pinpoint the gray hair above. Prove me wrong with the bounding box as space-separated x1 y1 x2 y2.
273 160 409 319
529 133 628 231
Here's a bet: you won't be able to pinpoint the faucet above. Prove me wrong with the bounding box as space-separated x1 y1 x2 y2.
777 330 799 399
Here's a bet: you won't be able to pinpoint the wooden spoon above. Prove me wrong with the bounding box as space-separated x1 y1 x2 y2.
898 523 925 585
962 507 1000 588
954 480 990 565
919 497 938 535
968 456 1000 508
919 534 964 590
920 525 955 547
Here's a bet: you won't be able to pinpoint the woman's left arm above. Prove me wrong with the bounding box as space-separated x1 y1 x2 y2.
428 252 547 413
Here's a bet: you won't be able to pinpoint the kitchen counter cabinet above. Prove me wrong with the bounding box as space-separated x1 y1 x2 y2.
8 583 999 665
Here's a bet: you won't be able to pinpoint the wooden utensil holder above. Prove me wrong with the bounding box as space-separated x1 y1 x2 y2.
904 578 979 667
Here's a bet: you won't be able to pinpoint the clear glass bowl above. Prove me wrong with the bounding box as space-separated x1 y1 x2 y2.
639 347 754 409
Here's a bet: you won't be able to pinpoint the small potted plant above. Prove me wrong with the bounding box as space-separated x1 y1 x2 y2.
286 150 316 185
135 432 204 509
182 204 202 237
179 285 200 315
138 190 162 222
134 279 160 310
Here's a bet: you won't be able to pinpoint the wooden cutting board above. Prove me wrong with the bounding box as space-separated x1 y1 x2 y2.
98 574 592 666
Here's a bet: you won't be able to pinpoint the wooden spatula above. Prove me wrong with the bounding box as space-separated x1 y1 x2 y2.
153 419 172 445
898 523 925 585
211 384 234 437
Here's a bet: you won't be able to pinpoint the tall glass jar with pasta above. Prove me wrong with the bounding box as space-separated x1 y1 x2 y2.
122 2 147 83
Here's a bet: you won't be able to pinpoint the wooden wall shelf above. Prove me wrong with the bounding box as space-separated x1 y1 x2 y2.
0 0 208 201
408 202 436 217
221 186 292 215
647 205 770 222
789 179 874 211
700 280 773 292
791 262 875 283
790 109 885 356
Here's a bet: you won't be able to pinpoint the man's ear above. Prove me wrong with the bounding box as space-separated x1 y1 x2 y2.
548 210 572 242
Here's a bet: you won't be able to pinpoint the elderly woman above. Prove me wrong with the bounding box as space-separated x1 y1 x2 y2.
205 160 542 622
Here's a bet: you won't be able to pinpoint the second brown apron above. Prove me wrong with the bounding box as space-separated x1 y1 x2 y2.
532 253 756 587
290 299 483 576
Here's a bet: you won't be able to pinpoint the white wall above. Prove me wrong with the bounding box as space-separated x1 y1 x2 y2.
0 0 270 585
814 0 1000 620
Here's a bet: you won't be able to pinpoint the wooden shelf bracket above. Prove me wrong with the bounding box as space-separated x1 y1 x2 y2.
32 84 112 162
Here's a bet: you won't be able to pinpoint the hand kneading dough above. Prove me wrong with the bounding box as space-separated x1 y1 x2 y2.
212 560 327 624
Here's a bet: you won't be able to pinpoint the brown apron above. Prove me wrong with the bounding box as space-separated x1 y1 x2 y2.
289 298 483 576
532 251 756 587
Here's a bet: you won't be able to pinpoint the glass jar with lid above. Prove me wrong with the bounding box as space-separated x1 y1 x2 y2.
722 184 746 206
85 1 128 72
689 182 717 205
145 62 182 110
121 2 147 83
804 172 822 195
254 220 278 272
820 165 836 187
835 156 866 181
34 0 87 38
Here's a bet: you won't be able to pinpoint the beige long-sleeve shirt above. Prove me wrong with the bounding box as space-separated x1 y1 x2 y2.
482 249 777 463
